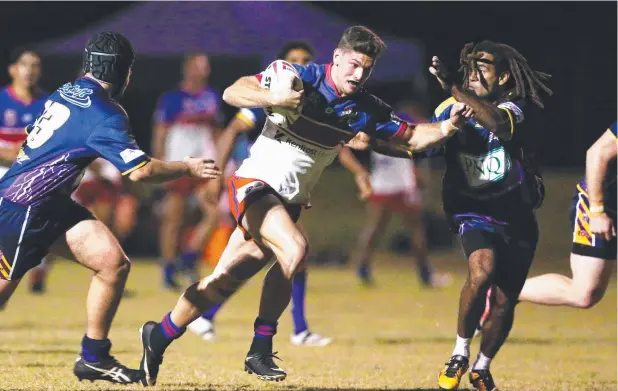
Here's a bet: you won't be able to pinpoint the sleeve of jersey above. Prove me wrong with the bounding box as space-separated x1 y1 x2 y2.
374 112 408 141
432 97 456 122
153 94 174 124
235 108 262 128
87 114 150 176
496 99 526 137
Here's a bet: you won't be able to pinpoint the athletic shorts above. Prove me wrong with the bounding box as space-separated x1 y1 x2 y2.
570 186 617 259
450 211 539 294
0 197 94 280
227 175 302 240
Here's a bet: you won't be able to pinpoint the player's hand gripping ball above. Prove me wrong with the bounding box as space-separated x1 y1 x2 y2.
260 60 304 127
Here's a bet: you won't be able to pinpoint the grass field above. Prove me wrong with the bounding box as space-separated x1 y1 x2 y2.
0 168 616 391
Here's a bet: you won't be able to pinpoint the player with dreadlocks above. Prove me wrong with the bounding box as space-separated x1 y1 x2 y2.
405 40 552 391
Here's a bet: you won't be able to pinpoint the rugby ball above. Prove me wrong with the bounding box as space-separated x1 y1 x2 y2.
260 60 303 127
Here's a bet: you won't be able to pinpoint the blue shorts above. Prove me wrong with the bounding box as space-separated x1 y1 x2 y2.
571 185 617 260
0 197 94 280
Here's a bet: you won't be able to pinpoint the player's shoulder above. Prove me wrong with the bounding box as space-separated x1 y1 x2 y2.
203 86 221 97
157 88 184 103
55 78 128 124
292 62 324 83
0 86 9 100
433 97 457 119
496 94 530 124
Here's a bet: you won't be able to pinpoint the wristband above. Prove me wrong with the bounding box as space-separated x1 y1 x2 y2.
589 205 604 216
441 120 458 136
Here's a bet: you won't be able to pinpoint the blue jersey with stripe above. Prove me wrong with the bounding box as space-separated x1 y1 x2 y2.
154 87 223 127
0 86 47 148
255 62 407 146
0 77 149 206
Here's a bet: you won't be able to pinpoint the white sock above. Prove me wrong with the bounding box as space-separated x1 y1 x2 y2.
473 352 493 370
452 334 471 358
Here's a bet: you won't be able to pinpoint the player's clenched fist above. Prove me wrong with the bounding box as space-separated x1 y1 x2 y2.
183 157 222 179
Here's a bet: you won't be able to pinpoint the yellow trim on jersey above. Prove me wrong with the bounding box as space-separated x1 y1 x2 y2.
573 195 593 246
433 97 457 118
576 183 588 197
235 112 256 127
499 106 515 137
0 254 11 279
606 128 617 140
121 160 148 176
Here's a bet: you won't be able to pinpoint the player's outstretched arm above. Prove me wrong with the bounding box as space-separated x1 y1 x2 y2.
128 157 221 183
586 127 618 240
222 75 302 110
395 102 471 152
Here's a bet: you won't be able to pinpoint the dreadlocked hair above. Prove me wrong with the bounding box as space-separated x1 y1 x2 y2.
459 41 553 108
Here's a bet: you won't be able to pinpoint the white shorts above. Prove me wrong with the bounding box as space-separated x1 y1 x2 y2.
164 125 216 162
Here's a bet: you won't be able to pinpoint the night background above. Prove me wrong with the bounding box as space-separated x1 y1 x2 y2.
0 1 615 166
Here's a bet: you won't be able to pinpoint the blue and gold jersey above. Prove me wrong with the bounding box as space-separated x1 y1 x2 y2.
431 96 542 200
0 77 149 206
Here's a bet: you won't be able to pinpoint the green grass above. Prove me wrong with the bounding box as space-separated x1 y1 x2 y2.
0 168 615 390
0 256 615 391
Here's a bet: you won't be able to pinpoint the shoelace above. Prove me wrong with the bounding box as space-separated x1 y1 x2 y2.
255 351 283 365
444 359 465 377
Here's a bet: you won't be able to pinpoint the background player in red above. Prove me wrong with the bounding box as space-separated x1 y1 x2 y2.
347 100 451 288
0 48 51 295
152 51 224 289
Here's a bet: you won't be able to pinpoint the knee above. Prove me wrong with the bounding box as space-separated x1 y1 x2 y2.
196 272 243 303
100 254 131 283
280 235 308 279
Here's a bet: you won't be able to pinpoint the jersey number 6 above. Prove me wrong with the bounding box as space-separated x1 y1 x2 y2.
27 101 71 149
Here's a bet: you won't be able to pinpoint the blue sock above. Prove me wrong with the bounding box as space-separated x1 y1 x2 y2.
149 312 186 356
163 261 177 282
159 312 186 341
81 335 112 362
180 250 199 271
291 271 308 334
358 263 371 279
419 262 432 285
202 302 223 321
